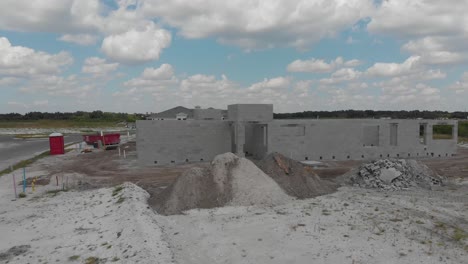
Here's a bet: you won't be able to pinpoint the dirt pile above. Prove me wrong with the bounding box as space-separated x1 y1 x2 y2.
256 152 337 199
152 153 292 215
350 159 444 191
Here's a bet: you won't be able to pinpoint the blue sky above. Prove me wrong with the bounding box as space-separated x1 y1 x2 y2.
0 0 467 114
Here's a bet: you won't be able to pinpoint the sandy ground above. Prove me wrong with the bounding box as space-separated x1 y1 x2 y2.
0 144 467 263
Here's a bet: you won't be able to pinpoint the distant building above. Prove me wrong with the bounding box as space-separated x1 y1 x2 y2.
146 106 194 120
176 112 188 120
146 106 226 120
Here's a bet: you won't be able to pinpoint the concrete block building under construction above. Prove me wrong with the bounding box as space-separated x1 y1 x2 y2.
136 104 458 165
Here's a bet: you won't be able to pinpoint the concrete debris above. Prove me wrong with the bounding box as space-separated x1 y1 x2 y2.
350 159 444 191
152 153 292 215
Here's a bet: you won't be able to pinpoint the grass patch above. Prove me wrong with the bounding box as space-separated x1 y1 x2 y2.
112 186 124 196
0 142 76 178
321 209 331 216
116 196 125 204
111 257 120 262
18 192 27 198
84 256 100 264
46 189 67 196
433 134 454 140
14 134 49 139
0 120 119 129
389 218 404 222
453 228 468 242
68 255 80 261
434 222 447 230
0 150 51 177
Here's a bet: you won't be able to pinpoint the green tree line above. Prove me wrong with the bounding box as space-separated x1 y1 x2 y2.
274 110 468 120
0 111 144 122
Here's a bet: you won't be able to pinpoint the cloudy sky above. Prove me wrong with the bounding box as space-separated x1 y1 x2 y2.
0 0 467 114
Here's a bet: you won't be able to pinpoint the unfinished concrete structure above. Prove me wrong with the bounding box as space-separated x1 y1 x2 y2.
137 104 458 165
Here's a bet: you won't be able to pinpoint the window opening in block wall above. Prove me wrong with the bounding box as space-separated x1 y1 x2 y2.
390 123 398 146
432 124 454 140
419 123 427 144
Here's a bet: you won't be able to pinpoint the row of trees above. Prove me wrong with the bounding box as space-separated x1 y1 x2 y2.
274 110 468 120
1 110 467 122
0 111 144 122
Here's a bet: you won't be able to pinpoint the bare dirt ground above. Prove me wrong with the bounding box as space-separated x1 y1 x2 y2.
44 141 208 197
1 143 466 263
421 148 468 180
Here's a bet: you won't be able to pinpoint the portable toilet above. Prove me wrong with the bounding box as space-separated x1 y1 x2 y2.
49 133 65 155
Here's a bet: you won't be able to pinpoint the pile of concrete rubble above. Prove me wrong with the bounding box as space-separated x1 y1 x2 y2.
350 159 444 191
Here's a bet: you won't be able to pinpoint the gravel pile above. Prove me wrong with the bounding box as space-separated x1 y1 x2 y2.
153 153 292 215
350 159 444 190
256 152 337 199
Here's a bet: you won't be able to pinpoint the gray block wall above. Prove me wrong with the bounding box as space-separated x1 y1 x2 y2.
136 120 232 165
228 104 273 122
267 119 458 161
137 103 458 166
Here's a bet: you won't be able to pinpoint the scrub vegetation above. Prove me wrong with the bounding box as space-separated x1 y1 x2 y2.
0 111 144 128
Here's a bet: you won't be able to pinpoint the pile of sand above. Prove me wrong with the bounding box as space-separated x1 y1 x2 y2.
152 153 292 215
256 152 337 199
349 159 444 191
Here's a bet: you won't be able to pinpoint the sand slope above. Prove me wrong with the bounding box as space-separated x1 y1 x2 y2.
257 152 337 199
153 153 292 215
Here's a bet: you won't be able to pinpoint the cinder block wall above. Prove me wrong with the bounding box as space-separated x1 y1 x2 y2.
136 120 232 165
228 104 273 122
267 119 458 161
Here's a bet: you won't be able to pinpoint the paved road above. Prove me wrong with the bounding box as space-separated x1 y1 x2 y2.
0 134 82 172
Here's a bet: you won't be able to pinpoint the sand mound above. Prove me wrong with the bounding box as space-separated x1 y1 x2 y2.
256 152 338 199
349 159 444 191
153 153 292 215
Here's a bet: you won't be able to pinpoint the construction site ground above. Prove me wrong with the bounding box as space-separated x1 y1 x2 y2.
0 142 466 263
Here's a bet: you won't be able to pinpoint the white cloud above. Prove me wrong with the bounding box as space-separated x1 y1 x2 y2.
247 77 290 93
287 57 361 73
366 56 421 77
33 100 49 106
449 72 468 94
0 0 79 33
379 83 441 107
0 0 144 35
123 64 177 89
7 101 28 108
368 0 468 38
369 1 468 65
0 37 73 78
287 59 334 73
142 0 374 49
82 57 119 77
141 64 175 80
17 74 97 101
59 34 99 46
0 77 20 86
101 23 171 63
320 68 362 84
402 37 467 65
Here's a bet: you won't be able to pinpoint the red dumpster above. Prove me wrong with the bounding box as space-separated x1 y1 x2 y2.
102 133 120 145
49 133 65 155
82 133 120 146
